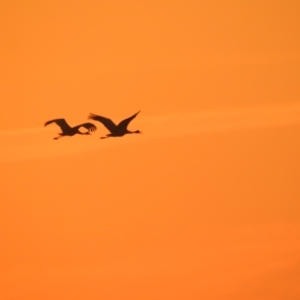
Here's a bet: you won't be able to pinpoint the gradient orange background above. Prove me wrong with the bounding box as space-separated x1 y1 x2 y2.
1 1 300 299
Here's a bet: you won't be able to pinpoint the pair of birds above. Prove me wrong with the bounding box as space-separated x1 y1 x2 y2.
45 111 141 140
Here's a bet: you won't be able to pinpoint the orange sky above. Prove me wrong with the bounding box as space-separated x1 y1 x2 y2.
0 1 300 299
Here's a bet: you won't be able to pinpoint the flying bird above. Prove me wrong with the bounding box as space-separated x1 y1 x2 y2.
88 111 141 139
44 118 97 140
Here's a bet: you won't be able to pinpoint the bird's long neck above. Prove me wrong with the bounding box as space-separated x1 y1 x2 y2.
127 130 139 134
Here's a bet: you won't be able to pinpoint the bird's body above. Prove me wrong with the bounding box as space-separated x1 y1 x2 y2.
44 118 97 140
88 111 141 139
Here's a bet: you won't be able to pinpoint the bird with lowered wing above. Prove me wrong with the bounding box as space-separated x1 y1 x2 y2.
44 118 97 140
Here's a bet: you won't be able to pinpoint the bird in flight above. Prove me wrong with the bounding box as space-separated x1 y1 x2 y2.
44 118 97 140
88 111 141 139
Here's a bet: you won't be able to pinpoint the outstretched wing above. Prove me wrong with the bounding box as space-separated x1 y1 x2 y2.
117 111 140 130
44 118 71 132
88 113 117 133
75 122 97 133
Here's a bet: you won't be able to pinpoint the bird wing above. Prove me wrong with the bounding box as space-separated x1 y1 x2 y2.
44 118 71 131
88 113 117 133
117 111 140 130
75 122 97 132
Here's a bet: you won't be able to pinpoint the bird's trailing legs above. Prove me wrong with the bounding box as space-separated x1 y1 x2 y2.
100 135 109 139
54 134 64 140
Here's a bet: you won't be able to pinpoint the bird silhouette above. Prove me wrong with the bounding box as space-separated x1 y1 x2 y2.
88 111 141 139
44 118 97 140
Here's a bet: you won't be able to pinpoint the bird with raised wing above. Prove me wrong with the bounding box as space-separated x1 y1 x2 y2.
44 118 97 140
88 111 141 139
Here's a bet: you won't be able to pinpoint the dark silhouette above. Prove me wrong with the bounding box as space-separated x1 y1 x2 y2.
88 111 141 139
44 118 97 140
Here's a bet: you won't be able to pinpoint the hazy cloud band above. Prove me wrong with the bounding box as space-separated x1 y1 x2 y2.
0 102 299 162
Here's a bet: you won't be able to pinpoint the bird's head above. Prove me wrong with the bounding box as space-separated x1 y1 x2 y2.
135 130 142 134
